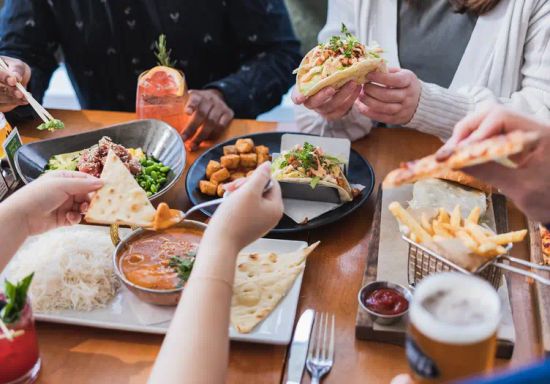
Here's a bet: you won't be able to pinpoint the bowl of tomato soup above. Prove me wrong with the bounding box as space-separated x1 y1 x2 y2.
113 220 206 305
358 281 412 325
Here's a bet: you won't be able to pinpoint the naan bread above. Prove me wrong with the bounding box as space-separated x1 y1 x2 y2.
85 149 155 227
231 242 320 333
383 131 540 189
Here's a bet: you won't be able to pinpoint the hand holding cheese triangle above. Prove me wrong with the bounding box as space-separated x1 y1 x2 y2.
85 149 157 227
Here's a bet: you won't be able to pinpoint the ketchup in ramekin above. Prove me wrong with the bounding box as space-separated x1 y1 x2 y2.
365 288 409 316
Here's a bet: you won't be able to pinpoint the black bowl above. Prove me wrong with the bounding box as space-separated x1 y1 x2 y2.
14 119 186 202
185 132 375 233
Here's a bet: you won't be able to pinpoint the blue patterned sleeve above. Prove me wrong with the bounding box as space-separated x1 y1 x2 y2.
204 0 301 118
0 0 59 111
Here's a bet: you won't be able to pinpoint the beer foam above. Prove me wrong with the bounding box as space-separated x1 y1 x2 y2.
410 273 501 345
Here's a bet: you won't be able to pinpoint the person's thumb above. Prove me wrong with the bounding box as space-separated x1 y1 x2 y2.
241 161 272 195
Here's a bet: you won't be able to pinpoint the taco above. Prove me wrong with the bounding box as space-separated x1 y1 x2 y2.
294 24 387 97
272 142 354 202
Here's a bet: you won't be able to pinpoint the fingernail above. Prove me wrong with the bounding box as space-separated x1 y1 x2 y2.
186 108 193 115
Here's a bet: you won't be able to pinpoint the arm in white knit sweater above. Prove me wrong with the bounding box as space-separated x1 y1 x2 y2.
406 2 550 140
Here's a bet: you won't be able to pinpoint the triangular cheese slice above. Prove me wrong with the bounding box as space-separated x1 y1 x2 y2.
85 149 156 227
230 242 320 333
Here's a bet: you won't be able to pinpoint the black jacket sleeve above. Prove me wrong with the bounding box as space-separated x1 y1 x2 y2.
204 0 301 119
0 0 59 121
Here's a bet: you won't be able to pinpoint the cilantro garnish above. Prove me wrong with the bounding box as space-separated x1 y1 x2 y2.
169 255 195 287
327 23 360 59
0 273 34 324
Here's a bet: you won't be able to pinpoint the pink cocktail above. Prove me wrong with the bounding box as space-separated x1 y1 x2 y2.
0 295 40 384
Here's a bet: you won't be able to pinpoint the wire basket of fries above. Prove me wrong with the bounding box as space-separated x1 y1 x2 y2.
388 201 550 288
405 236 504 289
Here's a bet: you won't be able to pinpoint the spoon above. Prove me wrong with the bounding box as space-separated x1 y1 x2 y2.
152 179 274 230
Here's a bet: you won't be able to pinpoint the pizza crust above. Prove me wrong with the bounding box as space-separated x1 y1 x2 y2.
383 131 540 189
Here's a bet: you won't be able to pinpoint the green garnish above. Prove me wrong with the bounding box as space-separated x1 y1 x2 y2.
0 273 34 324
169 255 196 287
136 156 171 197
327 23 360 59
310 176 321 189
37 119 65 132
154 34 176 68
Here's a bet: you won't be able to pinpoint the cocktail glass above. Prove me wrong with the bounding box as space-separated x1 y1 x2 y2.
0 295 41 384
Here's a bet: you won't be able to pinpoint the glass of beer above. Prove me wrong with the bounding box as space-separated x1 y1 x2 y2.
406 273 501 383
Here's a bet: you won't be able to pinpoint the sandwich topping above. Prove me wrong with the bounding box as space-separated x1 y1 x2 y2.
294 24 383 85
272 142 348 190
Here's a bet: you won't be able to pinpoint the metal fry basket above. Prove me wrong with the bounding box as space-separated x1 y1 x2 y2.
404 236 503 289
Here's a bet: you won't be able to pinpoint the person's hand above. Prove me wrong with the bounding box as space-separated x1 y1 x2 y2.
205 162 283 251
355 68 421 125
435 107 550 223
181 89 234 151
291 81 362 121
0 56 31 112
6 171 103 236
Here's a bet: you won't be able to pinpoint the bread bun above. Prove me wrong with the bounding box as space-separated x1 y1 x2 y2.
432 170 492 194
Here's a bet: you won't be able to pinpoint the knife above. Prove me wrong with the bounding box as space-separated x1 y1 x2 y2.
286 309 315 384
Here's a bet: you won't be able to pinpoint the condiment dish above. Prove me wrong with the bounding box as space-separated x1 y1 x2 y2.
358 281 413 325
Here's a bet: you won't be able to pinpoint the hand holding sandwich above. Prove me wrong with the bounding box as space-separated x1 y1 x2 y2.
355 67 421 125
436 107 550 223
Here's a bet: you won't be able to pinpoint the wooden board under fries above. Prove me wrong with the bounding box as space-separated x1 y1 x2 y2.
355 186 515 358
528 220 550 355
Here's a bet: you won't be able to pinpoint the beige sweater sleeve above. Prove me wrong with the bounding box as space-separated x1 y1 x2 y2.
406 1 550 140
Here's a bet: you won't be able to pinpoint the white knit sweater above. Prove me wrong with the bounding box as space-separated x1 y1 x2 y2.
295 0 550 140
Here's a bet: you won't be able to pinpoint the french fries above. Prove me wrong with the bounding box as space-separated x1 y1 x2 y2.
388 202 527 259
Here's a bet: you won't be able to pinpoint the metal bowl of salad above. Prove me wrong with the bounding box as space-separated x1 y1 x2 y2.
14 119 186 202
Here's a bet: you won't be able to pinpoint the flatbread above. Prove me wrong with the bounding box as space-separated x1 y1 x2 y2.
383 131 540 189
278 177 354 202
85 149 156 227
231 242 320 333
297 54 387 97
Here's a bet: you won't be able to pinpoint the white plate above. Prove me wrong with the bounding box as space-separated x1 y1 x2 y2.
2 226 308 345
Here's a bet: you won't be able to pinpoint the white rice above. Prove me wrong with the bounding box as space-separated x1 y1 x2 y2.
7 226 119 312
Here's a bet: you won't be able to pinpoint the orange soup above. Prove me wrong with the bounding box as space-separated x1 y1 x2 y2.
120 227 203 290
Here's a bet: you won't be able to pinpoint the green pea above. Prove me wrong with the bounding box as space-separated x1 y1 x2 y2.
150 184 158 193
158 177 166 185
146 160 155 166
146 191 152 197
139 181 146 188
160 166 170 173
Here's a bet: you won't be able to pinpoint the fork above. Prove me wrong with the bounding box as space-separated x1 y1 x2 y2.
306 312 335 384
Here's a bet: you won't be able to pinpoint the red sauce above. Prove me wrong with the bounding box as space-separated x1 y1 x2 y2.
364 288 409 315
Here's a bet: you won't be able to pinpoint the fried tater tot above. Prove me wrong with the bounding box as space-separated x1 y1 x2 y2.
206 160 221 179
257 152 271 165
220 154 240 170
236 138 255 153
255 145 269 155
223 145 238 156
199 180 217 196
230 172 245 181
240 153 258 168
217 183 226 197
210 167 231 183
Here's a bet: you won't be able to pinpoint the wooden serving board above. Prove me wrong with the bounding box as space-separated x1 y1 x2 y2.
528 220 550 355
355 187 514 359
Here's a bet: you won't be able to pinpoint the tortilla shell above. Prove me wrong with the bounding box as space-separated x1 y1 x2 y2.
85 149 156 227
278 177 353 202
231 242 320 333
298 57 387 97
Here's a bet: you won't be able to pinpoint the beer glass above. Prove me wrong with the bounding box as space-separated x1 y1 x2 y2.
406 273 501 383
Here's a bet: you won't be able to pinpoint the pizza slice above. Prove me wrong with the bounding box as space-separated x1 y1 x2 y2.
383 130 540 189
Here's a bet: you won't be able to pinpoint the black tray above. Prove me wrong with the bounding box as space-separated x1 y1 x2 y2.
185 132 375 233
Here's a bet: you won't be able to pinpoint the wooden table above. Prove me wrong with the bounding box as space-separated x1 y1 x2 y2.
15 110 543 384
